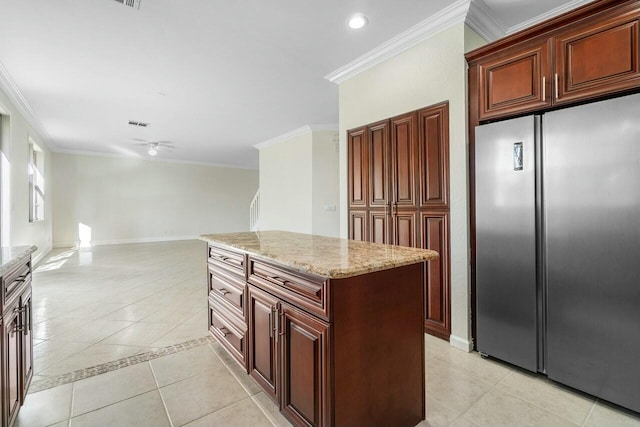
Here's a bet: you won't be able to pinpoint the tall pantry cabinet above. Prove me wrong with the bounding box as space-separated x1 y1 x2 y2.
348 102 451 339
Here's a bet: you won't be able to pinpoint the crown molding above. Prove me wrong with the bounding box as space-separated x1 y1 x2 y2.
506 0 594 34
254 124 338 150
0 60 57 150
324 0 470 85
466 0 507 42
55 147 258 170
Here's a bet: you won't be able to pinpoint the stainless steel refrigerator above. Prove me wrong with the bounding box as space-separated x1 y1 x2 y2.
475 93 640 413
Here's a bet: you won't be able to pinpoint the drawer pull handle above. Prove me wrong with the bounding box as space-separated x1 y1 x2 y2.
13 307 26 314
218 288 231 296
268 275 288 286
219 326 230 337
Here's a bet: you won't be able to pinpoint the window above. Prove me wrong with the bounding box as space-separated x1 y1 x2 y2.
29 139 44 222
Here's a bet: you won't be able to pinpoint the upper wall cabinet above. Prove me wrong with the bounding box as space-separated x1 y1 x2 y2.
554 5 640 104
469 0 640 121
478 40 552 119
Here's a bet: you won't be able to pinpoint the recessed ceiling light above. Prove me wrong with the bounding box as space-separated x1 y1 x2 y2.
348 14 368 30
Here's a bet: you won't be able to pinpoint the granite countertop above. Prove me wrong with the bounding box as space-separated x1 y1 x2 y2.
200 231 438 279
0 245 37 277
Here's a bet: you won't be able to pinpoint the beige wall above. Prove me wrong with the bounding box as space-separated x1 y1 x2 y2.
338 23 486 351
259 132 313 233
52 153 258 247
0 88 53 265
258 129 340 237
311 131 340 237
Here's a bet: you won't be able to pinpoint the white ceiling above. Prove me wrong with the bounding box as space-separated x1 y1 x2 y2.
0 0 588 169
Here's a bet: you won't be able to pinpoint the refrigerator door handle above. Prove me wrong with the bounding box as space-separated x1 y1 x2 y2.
513 142 524 171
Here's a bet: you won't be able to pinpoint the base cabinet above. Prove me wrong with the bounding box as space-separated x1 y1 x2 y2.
207 243 425 427
3 307 20 427
280 302 330 427
1 254 33 427
248 286 279 402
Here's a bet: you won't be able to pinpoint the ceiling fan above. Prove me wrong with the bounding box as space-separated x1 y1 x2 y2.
132 139 175 156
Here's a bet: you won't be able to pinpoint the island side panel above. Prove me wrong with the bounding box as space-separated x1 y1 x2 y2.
331 262 425 427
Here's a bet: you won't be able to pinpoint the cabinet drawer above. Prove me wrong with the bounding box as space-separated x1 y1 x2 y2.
3 261 31 309
208 264 245 318
208 245 246 275
209 298 247 369
248 258 329 320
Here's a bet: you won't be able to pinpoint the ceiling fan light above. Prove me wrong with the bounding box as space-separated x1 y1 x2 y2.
148 147 158 156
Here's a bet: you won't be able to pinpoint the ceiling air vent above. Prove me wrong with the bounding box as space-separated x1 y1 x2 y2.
114 0 141 10
128 120 149 127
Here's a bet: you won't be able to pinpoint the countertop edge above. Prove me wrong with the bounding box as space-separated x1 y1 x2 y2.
0 245 38 277
199 234 438 279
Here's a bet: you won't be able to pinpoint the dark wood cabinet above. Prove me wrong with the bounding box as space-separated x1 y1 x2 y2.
347 102 451 340
280 302 330 427
3 306 20 427
207 241 427 427
471 0 640 121
478 41 552 120
248 285 279 402
347 127 368 208
555 4 640 104
1 254 34 427
348 211 367 242
19 288 33 404
369 210 391 244
418 105 449 208
421 212 450 340
390 112 419 210
368 121 390 208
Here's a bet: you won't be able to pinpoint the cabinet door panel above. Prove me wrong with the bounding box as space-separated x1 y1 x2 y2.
421 212 451 339
348 210 367 242
369 211 390 244
248 286 278 402
555 7 640 103
21 288 34 403
478 41 552 119
4 309 21 427
348 128 368 208
281 303 330 427
391 113 418 209
418 103 449 208
368 121 390 208
393 211 419 248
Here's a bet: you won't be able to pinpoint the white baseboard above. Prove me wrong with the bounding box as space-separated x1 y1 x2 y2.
32 245 53 267
449 334 473 352
53 235 199 249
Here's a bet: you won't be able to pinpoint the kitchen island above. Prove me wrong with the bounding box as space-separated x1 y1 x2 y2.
200 231 438 427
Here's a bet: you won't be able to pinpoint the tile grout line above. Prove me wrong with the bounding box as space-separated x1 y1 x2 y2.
67 381 75 427
444 364 513 427
149 361 174 427
581 399 598 427
495 378 590 426
205 342 279 427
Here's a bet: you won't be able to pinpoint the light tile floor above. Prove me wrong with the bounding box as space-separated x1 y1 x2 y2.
22 241 640 427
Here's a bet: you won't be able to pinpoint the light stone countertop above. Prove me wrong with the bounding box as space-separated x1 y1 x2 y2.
0 245 37 277
200 231 438 279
